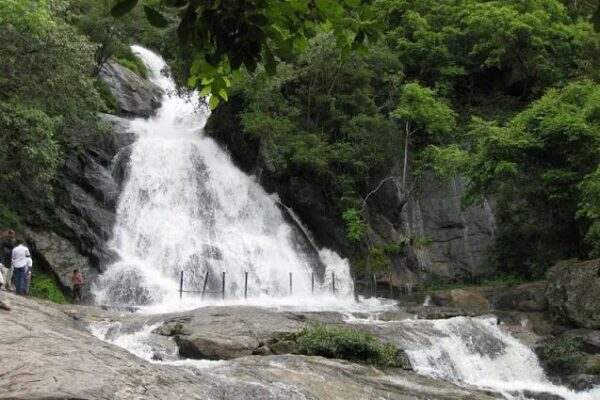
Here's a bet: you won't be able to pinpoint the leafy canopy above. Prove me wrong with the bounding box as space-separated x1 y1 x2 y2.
110 0 380 107
430 81 600 276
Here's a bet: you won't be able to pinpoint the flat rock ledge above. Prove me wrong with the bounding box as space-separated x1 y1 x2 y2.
0 295 498 400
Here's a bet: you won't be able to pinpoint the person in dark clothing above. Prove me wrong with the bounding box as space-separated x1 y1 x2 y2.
71 269 84 304
2 230 15 291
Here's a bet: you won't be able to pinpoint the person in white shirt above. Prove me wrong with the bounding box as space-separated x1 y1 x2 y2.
0 264 10 310
11 240 31 295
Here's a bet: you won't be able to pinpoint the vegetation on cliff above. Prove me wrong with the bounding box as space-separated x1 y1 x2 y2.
3 0 600 285
207 0 600 280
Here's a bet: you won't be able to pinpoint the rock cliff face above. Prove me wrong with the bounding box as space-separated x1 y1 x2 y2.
205 99 496 289
26 61 162 299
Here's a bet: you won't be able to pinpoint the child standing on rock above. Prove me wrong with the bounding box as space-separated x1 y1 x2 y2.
71 269 84 304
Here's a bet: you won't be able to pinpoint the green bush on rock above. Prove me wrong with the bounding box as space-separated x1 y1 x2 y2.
294 324 403 368
541 337 582 373
29 272 67 304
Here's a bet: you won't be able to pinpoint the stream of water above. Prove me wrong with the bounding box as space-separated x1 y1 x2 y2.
90 47 600 400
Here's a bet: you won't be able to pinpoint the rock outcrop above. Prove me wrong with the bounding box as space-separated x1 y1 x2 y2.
545 259 600 329
0 295 498 400
99 60 163 117
26 229 97 297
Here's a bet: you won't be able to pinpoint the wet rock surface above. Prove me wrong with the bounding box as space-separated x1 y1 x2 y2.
99 60 163 117
546 259 600 329
0 295 499 400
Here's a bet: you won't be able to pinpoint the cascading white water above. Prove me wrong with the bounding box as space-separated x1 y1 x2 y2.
92 46 353 308
350 315 600 400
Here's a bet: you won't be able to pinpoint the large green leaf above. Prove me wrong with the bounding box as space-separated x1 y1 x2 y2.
111 0 138 18
143 6 169 28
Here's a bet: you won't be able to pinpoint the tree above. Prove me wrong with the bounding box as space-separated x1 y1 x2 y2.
430 81 600 277
377 0 600 103
0 0 103 207
391 83 455 193
110 0 380 107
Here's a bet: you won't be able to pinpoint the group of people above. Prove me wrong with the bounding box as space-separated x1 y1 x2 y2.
0 229 86 311
0 229 32 310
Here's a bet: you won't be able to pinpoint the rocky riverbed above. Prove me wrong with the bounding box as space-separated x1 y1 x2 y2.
0 294 500 400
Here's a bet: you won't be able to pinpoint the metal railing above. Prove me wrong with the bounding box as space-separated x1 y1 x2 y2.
178 270 338 300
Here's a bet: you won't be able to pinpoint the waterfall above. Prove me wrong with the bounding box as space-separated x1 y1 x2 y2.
351 316 600 400
92 46 353 308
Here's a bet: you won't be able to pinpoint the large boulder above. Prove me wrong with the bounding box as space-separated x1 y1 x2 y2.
154 306 309 359
100 60 163 117
546 259 600 329
176 333 260 360
26 229 98 298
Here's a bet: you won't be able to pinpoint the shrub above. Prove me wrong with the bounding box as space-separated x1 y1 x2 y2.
29 272 67 304
115 50 148 79
541 337 582 373
295 324 403 367
95 79 119 113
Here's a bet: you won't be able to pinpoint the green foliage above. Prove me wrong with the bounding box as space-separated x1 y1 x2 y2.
0 103 60 195
542 337 582 373
238 34 403 246
95 78 120 113
295 323 403 367
342 208 367 242
431 81 600 277
409 235 433 247
392 83 455 142
416 273 524 291
0 0 104 220
66 0 167 73
115 52 148 79
111 0 380 107
377 0 600 102
169 322 184 337
355 243 403 273
0 202 22 231
579 166 600 257
29 272 67 304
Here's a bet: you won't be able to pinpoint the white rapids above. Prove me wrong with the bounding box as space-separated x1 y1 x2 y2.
92 46 354 310
349 315 600 400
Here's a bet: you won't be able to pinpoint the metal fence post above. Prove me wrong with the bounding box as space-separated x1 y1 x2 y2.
244 271 248 300
222 271 226 300
332 272 336 294
179 270 184 300
289 272 293 295
201 269 210 300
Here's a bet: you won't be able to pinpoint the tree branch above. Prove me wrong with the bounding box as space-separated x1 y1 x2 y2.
360 176 398 213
